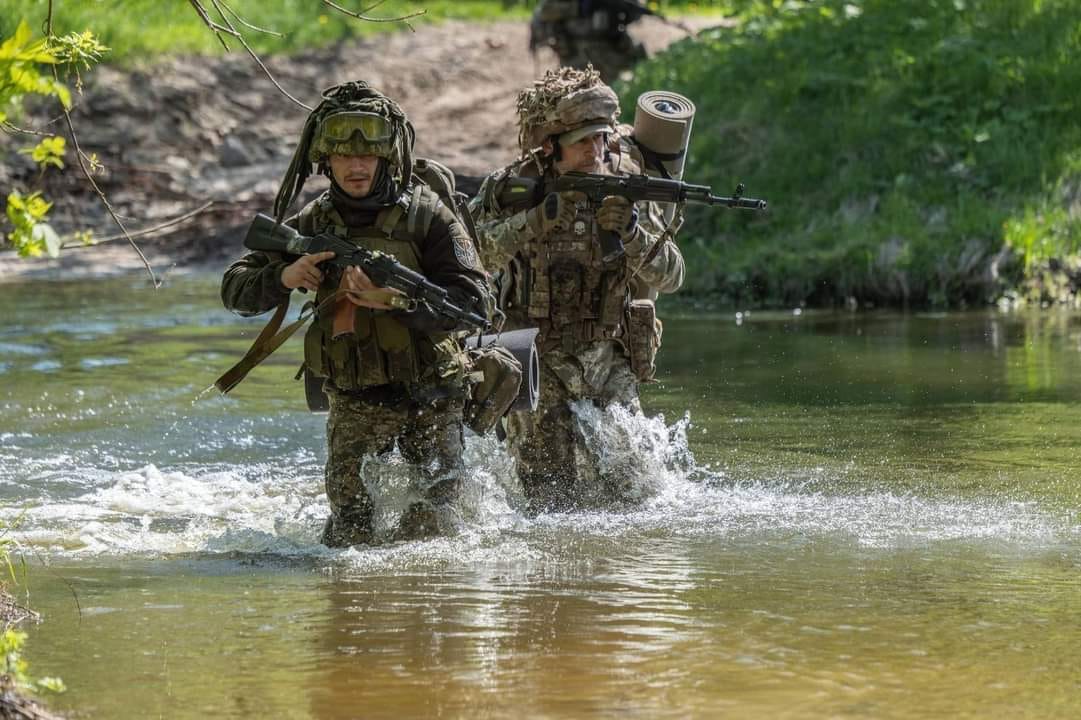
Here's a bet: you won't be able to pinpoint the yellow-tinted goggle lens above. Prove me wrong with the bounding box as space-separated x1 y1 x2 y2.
320 112 393 143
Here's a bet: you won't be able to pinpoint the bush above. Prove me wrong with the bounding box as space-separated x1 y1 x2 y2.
622 0 1081 307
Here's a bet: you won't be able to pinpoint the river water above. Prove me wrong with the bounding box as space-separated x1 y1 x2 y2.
2 274 1079 719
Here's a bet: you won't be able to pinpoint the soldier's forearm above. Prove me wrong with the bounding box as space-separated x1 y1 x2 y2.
626 232 685 294
221 259 291 316
474 211 535 270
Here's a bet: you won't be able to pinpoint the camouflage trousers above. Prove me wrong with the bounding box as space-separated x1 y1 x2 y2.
321 385 466 547
505 340 640 513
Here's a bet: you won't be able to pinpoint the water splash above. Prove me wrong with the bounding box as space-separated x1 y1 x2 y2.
5 403 1071 561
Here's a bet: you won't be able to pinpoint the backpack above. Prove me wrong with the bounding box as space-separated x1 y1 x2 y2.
410 157 483 243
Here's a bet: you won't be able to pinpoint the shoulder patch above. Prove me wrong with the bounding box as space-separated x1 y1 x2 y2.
453 234 481 270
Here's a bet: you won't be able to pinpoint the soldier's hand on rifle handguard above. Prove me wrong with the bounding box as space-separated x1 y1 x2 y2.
525 191 583 235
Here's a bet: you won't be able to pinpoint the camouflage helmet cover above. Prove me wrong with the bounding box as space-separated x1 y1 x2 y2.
516 66 620 152
274 80 417 220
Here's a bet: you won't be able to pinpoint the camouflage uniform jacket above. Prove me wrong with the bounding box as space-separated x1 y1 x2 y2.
222 184 489 391
469 145 683 364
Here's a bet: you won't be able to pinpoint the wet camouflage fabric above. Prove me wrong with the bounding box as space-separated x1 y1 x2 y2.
222 187 487 547
505 340 639 512
470 148 684 510
469 152 684 308
321 387 466 546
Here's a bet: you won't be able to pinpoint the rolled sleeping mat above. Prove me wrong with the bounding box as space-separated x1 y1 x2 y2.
479 327 540 412
633 90 696 181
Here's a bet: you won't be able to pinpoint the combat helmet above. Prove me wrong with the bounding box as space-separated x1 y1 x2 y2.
516 66 620 155
274 81 417 220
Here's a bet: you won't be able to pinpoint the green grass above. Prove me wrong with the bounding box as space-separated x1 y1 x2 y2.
622 0 1081 307
0 1 528 63
0 1 724 64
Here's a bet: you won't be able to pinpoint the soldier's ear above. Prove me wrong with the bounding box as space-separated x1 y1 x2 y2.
317 159 330 177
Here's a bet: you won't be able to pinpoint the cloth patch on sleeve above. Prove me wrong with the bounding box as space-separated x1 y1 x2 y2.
453 235 481 270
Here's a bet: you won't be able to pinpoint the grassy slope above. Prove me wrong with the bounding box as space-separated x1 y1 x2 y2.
0 1 530 62
0 1 720 63
623 0 1081 307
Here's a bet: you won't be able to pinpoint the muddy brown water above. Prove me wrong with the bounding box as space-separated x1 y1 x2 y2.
2 275 1080 718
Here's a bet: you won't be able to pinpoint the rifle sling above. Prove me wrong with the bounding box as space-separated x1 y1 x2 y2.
215 293 340 395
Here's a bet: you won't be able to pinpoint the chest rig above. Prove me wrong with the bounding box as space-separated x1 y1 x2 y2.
524 195 631 355
300 189 464 391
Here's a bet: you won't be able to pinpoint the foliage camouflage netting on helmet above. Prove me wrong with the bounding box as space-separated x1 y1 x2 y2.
516 65 620 153
274 80 417 221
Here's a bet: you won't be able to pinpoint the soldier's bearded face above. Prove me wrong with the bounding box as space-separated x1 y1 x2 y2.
329 154 381 198
555 133 605 175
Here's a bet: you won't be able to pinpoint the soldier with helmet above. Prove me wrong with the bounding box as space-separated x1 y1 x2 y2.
530 0 651 83
221 81 490 546
470 67 684 512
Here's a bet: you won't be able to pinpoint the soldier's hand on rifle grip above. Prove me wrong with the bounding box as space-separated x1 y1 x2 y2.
281 250 336 292
597 196 639 240
526 191 581 236
339 266 406 310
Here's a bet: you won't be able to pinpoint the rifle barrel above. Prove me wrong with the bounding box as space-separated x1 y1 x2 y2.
709 195 768 211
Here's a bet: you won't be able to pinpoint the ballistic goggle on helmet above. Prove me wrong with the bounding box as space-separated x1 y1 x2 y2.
307 111 396 162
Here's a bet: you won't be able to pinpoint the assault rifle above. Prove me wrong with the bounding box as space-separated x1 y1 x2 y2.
243 213 488 331
497 171 768 263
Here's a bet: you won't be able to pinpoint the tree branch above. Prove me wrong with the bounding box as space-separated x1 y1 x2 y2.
60 201 215 249
186 0 236 51
199 0 312 110
323 0 426 30
216 2 284 37
46 0 160 286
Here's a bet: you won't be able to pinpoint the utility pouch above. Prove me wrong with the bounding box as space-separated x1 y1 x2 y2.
625 299 662 382
303 322 329 379
326 332 358 391
463 345 523 435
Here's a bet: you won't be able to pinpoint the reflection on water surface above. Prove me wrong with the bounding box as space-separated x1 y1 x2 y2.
1 276 1079 718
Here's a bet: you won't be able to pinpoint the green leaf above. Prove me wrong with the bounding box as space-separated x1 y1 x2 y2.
22 135 66 169
6 191 26 214
36 676 67 693
13 20 31 49
25 193 53 220
33 223 61 258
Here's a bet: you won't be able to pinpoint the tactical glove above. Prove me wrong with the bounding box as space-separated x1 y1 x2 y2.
525 191 582 237
596 195 639 240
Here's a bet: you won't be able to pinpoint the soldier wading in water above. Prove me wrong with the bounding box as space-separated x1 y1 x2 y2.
221 82 490 546
471 67 685 512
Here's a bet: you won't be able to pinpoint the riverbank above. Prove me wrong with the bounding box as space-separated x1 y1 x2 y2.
5 3 1079 308
622 0 1081 308
0 15 703 284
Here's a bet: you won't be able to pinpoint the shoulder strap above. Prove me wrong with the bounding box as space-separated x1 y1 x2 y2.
214 297 297 394
407 185 441 238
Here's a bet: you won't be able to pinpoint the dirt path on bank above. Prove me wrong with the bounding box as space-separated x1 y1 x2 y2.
0 16 713 283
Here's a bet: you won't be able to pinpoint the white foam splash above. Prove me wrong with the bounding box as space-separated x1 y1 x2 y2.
5 406 1070 561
